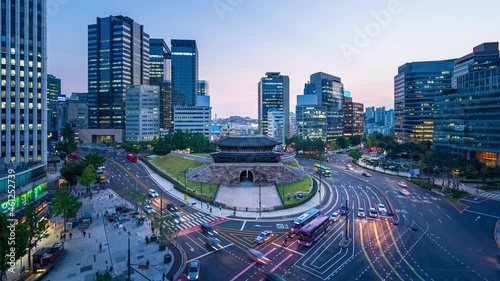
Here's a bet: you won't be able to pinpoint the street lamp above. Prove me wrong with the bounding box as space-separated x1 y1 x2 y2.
318 150 322 204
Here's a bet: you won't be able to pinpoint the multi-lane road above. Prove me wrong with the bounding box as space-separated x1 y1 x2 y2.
80 147 500 280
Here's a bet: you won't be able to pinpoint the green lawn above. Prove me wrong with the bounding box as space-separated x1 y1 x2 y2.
151 154 216 194
191 153 212 157
277 175 312 206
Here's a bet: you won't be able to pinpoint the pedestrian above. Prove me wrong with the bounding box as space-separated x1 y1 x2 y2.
99 242 102 252
69 232 72 239
282 239 287 246
83 230 86 237
60 234 63 241
146 259 150 267
109 266 113 274
162 273 166 281
210 207 212 214
63 233 66 241
89 232 91 239
219 206 221 211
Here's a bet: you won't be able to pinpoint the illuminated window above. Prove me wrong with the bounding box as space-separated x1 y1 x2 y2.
10 70 15 76
20 60 24 66
28 61 33 67
1 58 5 64
10 59 15 65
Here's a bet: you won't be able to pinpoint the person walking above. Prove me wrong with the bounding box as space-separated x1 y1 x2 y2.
210 207 212 214
146 259 150 267
83 230 86 237
69 232 73 239
99 242 102 252
89 232 91 239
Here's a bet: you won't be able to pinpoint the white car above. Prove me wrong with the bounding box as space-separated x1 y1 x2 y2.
149 189 159 198
369 208 378 218
400 189 410 196
397 181 409 188
377 204 387 215
331 211 340 222
144 205 155 214
357 208 366 218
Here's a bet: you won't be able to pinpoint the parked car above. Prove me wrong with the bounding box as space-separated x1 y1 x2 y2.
186 260 200 280
148 189 159 198
369 208 378 218
357 208 366 218
167 203 178 212
143 205 155 215
330 211 340 222
362 172 372 177
397 181 409 188
247 248 270 264
255 230 273 243
201 223 217 236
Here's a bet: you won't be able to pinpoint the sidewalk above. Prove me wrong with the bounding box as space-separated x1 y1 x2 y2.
139 159 326 220
10 188 182 281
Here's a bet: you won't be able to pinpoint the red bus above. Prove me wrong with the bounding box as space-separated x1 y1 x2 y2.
126 153 137 163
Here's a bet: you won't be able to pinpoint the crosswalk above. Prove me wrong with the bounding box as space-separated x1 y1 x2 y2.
480 191 500 200
162 212 220 231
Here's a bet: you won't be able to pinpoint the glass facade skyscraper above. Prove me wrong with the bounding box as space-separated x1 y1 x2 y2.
47 74 60 139
197 80 209 96
88 16 150 131
343 96 364 137
149 38 170 86
295 95 327 142
394 60 454 143
434 43 500 166
1 0 47 169
171 39 198 107
258 72 290 138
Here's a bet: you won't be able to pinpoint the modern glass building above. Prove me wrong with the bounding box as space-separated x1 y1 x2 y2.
125 85 160 142
197 80 209 96
88 16 150 134
434 43 500 166
295 95 327 142
171 39 198 107
149 38 170 86
305 72 344 145
394 60 454 143
47 74 60 139
343 96 364 137
258 72 289 138
1 0 47 194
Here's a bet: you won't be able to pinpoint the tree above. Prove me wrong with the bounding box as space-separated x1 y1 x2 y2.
154 215 179 242
50 187 83 223
23 200 50 269
79 164 97 193
0 213 29 280
60 160 87 185
349 135 362 147
55 123 77 154
335 136 350 149
85 152 105 169
127 188 148 212
348 149 362 163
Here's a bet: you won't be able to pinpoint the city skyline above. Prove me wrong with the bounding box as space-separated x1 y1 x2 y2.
47 0 500 118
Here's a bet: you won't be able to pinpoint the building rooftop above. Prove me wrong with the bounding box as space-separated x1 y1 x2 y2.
212 135 281 148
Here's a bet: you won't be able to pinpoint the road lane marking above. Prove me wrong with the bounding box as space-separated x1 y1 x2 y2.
240 221 246 231
360 223 384 281
475 216 481 221
447 215 452 220
229 247 276 281
372 223 404 281
464 210 500 219
271 253 293 271
187 243 233 262
271 243 304 256
437 218 442 224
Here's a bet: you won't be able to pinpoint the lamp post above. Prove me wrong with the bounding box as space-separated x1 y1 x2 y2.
259 183 262 218
318 150 322 204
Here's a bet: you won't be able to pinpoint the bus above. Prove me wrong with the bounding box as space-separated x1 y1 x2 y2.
292 208 321 234
298 215 332 246
314 164 331 177
126 153 137 163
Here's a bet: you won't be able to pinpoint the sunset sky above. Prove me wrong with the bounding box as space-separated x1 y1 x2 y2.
47 0 500 118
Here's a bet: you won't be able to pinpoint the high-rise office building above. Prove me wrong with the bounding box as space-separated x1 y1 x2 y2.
173 96 211 139
47 74 61 104
149 38 171 86
47 74 61 139
343 96 364 137
267 110 286 144
305 72 344 145
394 60 454 143
258 72 290 137
87 16 149 141
295 95 327 142
197 80 209 96
171 39 198 106
125 85 160 142
365 106 375 123
434 43 500 166
159 81 173 131
1 0 47 191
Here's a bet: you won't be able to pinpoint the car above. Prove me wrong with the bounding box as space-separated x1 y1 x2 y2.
104 149 110 154
247 248 270 264
148 189 159 198
369 208 378 218
330 211 340 222
186 260 200 280
338 206 348 215
201 223 218 236
257 271 286 281
397 181 409 188
400 189 410 196
204 236 223 251
357 208 366 218
255 230 273 243
171 213 182 224
346 166 354 171
143 205 155 215
377 204 387 215
166 203 178 212
362 172 372 177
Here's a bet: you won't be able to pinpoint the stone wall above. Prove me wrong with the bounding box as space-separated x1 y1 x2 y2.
188 163 304 184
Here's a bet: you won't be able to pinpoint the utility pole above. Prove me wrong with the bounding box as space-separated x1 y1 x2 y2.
127 235 131 281
259 183 262 218
319 150 322 203
200 181 203 210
